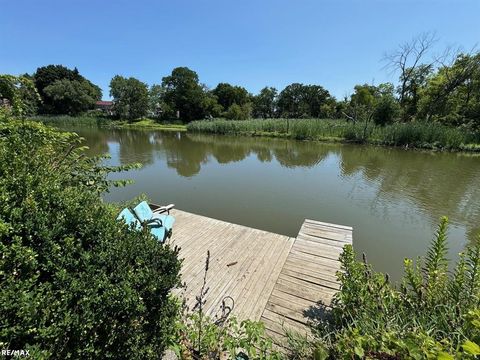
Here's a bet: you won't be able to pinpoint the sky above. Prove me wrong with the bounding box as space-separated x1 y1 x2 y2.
1 0 479 100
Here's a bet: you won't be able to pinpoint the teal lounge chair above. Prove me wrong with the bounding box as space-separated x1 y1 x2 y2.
132 201 175 239
117 207 168 242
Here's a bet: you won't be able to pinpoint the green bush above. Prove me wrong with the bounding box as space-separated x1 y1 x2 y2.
373 96 400 126
295 217 480 359
224 103 252 120
0 114 181 358
173 313 283 360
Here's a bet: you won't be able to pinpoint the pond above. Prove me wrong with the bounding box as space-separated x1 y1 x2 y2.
67 125 480 280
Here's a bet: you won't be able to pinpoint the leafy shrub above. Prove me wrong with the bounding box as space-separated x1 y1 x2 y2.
173 313 282 360
0 75 40 117
297 217 480 359
0 115 181 358
373 96 400 126
224 103 252 120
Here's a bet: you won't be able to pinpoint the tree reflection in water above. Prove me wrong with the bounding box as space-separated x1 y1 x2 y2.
71 125 480 277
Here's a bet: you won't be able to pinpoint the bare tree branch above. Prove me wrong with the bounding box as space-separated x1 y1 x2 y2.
383 32 438 106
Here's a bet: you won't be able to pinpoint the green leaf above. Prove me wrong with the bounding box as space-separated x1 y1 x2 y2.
462 340 480 355
437 351 455 360
354 346 364 358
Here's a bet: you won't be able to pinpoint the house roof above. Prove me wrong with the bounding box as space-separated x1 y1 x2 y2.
95 100 114 106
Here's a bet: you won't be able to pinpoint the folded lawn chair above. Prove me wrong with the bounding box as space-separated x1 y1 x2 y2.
117 207 169 242
132 201 175 239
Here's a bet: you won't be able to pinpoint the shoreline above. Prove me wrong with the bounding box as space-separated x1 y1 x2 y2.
33 116 480 153
187 129 480 154
107 119 187 132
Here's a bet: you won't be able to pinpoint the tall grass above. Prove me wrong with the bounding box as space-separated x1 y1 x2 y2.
375 122 480 150
31 115 109 127
187 118 351 139
31 116 187 131
187 118 480 151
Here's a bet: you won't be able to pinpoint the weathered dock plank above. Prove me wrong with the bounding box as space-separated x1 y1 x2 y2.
169 209 293 322
260 219 352 344
169 210 352 348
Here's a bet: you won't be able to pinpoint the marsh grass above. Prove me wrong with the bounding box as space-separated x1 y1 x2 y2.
34 116 480 151
111 118 187 131
188 118 480 151
31 115 187 131
31 115 110 127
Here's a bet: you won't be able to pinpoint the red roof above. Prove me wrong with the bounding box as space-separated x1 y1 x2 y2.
95 101 113 106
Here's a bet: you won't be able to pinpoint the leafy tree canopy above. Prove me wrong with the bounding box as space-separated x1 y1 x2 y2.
110 75 149 120
0 74 40 116
43 78 101 116
212 83 251 111
161 67 208 122
252 87 278 119
277 83 333 118
346 83 399 126
33 65 101 115
148 84 164 117
224 103 252 120
418 53 480 129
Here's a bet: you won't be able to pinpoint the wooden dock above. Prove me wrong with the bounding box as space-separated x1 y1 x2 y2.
169 209 352 344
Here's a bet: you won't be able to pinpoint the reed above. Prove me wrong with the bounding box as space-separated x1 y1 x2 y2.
31 115 109 127
187 118 480 151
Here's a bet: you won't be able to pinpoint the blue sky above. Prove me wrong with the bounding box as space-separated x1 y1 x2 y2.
1 0 478 99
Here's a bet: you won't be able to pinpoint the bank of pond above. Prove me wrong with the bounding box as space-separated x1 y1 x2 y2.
35 115 480 153
187 118 480 152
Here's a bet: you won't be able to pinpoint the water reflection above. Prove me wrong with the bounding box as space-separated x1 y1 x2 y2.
338 145 480 242
161 133 331 173
79 128 480 238
67 126 480 279
78 128 334 173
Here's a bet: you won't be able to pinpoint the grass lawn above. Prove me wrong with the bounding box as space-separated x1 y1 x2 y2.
110 118 187 131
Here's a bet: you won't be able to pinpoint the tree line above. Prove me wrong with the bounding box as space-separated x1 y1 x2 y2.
1 34 479 129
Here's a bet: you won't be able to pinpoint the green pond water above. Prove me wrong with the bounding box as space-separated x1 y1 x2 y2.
67 125 480 280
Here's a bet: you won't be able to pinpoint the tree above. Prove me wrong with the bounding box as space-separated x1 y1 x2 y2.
33 65 82 95
397 64 433 120
212 83 250 112
384 32 437 120
202 90 223 118
277 83 306 118
303 85 335 118
343 84 378 140
372 83 400 126
418 52 480 128
17 74 41 116
277 83 333 118
43 78 101 115
0 74 40 116
110 75 149 120
148 84 165 118
224 103 252 120
161 67 208 122
33 65 100 115
345 83 400 127
253 87 277 118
